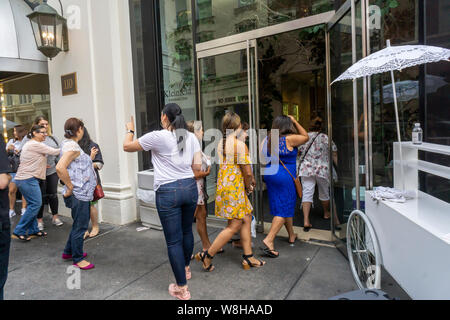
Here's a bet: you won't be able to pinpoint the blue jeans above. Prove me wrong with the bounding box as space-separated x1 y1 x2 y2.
156 178 198 287
0 222 11 300
13 178 42 236
63 195 90 264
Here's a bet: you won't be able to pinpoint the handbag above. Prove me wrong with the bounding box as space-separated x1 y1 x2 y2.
282 131 322 199
93 184 104 201
280 159 302 198
8 152 20 173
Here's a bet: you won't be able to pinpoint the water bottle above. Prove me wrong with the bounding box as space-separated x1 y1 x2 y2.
251 215 256 238
412 123 423 145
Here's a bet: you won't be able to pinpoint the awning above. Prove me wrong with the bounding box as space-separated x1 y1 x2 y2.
0 0 48 75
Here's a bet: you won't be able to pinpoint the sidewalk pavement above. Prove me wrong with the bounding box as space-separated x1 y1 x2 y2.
5 213 358 300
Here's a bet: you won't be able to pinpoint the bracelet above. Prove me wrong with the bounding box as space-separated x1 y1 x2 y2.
127 130 135 135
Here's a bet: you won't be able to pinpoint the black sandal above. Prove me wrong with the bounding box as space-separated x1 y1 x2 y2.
194 250 215 272
260 242 279 258
288 235 298 245
242 254 266 270
31 231 48 237
12 234 31 242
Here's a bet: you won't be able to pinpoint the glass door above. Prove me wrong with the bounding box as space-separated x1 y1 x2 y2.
327 0 366 253
197 40 261 226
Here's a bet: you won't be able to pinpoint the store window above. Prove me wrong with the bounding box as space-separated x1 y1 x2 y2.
2 94 52 142
176 0 189 28
238 0 255 8
421 0 450 202
197 0 213 20
196 0 338 43
369 0 450 202
330 9 355 232
161 0 196 121
130 0 197 170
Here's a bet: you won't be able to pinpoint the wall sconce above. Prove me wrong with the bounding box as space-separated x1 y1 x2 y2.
27 0 69 59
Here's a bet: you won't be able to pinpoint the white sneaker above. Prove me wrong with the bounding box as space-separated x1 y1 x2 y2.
38 222 44 231
9 209 16 218
52 218 63 227
21 208 26 215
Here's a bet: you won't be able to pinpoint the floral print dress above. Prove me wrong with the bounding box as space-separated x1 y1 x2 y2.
299 132 338 182
215 139 253 220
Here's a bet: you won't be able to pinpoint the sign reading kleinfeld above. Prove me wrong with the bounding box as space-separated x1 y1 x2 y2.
164 80 192 100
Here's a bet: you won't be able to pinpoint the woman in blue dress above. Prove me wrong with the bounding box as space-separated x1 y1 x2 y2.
261 115 309 258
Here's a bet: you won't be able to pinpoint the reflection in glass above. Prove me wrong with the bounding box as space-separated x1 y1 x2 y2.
198 49 253 215
130 0 198 170
330 10 356 238
368 0 450 203
421 0 450 203
196 0 337 43
2 94 52 141
161 0 196 121
258 26 328 229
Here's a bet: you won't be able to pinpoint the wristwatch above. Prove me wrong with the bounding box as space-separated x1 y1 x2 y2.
127 129 135 135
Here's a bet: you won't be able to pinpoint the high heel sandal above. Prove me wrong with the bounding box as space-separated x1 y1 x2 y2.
242 254 266 270
194 250 215 272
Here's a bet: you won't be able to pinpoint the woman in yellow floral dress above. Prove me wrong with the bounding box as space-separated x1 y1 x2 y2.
195 112 265 271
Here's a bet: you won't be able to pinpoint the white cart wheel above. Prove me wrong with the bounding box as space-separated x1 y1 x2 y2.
346 210 382 290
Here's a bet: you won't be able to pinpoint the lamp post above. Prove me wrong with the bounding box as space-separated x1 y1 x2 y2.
27 0 69 59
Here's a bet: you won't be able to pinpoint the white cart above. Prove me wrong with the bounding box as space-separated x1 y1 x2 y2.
346 142 450 300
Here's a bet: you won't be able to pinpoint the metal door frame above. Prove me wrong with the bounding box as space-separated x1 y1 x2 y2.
196 11 338 232
196 39 262 228
326 0 371 251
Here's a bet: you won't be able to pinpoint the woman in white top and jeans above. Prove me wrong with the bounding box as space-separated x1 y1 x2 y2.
124 103 202 301
12 125 60 241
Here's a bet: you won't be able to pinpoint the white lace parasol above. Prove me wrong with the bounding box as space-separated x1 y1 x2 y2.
331 44 450 84
331 41 450 190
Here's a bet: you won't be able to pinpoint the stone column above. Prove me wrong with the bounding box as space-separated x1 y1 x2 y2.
48 0 138 225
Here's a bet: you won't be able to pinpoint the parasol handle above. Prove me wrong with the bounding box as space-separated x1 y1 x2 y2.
387 39 405 190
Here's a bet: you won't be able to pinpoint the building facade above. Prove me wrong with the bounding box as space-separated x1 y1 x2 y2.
0 0 449 245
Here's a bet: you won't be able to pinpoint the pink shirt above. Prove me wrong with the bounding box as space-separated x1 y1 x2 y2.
15 140 60 181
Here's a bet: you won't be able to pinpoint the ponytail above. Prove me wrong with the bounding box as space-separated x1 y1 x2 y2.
162 103 187 153
64 118 84 139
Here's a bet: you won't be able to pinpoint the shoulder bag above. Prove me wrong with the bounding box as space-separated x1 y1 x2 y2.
93 183 105 201
280 132 322 199
280 159 302 198
8 152 20 173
